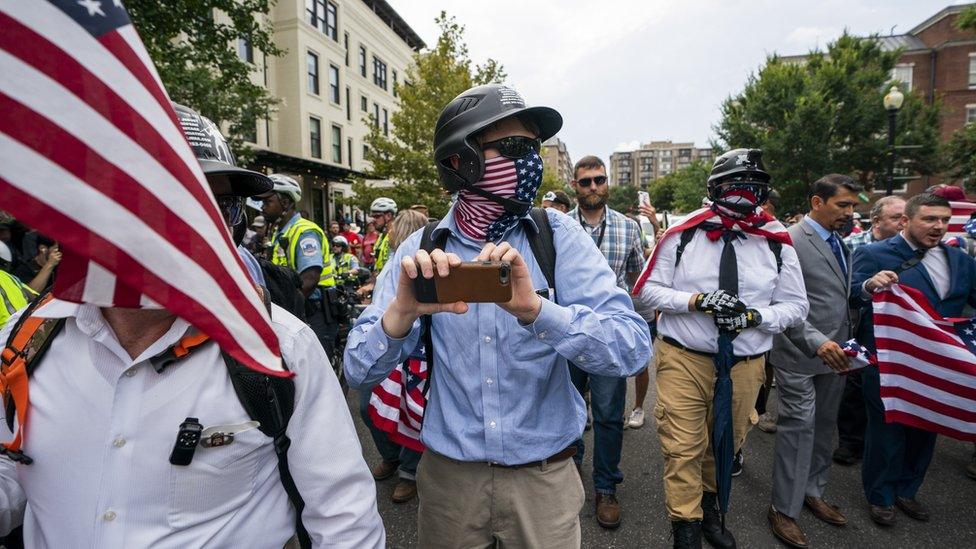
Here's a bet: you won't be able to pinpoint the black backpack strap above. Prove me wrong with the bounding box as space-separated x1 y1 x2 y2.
223 354 309 549
674 227 698 268
767 239 783 273
527 208 557 303
417 221 444 392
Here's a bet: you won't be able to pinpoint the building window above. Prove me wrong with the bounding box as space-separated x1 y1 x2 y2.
306 51 319 95
360 95 368 112
363 144 369 160
329 64 340 104
392 69 398 97
237 38 253 63
347 137 353 166
331 125 342 163
382 108 389 136
309 117 321 159
890 64 913 92
241 120 257 144
343 32 349 66
967 104 976 125
305 0 337 41
358 45 367 77
970 54 976 88
373 56 387 90
345 86 351 121
373 103 379 128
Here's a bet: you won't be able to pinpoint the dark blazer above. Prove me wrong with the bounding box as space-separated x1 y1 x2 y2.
850 233 976 353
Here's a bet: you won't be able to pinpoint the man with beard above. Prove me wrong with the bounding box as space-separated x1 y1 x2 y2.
767 175 861 548
851 192 976 527
345 84 651 548
566 155 645 529
635 149 808 548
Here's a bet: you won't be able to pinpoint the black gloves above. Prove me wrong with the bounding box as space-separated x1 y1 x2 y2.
714 309 762 333
693 290 746 316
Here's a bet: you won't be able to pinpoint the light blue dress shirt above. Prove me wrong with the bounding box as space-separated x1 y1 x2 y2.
344 207 652 465
805 215 847 273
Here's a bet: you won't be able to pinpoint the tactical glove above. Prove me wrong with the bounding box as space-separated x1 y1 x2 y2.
714 308 762 333
693 290 746 316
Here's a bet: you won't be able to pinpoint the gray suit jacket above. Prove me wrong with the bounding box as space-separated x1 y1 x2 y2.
770 218 852 375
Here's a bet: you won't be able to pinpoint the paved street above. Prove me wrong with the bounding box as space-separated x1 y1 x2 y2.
350 374 976 548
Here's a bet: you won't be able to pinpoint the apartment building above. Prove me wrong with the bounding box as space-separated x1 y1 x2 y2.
243 0 424 227
541 137 573 185
610 141 713 187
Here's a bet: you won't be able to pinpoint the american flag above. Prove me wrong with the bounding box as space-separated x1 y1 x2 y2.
947 200 976 240
367 350 428 452
873 284 976 441
455 155 538 241
0 1 284 376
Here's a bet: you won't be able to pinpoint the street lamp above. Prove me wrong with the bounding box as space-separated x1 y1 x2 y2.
883 85 905 196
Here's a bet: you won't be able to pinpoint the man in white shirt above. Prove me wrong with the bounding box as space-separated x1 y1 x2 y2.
635 149 808 549
0 105 384 548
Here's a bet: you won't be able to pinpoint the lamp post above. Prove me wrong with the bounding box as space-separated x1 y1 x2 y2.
883 85 905 196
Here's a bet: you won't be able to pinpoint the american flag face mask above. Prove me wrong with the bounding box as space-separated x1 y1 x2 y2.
454 151 544 242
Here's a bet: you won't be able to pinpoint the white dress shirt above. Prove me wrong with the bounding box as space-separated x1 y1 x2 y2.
0 300 384 548
639 228 809 355
904 234 951 299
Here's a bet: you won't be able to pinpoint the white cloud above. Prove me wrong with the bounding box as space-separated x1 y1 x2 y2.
614 140 641 152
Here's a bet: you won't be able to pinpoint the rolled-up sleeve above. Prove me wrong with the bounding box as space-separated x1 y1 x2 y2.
343 233 422 389
754 243 809 334
525 216 652 377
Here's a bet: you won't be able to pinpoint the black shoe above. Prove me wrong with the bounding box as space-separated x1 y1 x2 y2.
671 520 703 549
701 492 736 549
832 446 860 466
731 451 743 477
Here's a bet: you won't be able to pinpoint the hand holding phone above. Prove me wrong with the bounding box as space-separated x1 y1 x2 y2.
638 191 651 208
413 261 512 304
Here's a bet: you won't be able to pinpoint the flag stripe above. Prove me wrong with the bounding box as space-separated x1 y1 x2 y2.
883 410 976 442
880 379 976 420
877 337 976 377
881 350 976 391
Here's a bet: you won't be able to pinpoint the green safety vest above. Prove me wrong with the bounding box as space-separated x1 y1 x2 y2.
0 270 36 327
270 217 336 288
335 253 358 277
374 233 391 272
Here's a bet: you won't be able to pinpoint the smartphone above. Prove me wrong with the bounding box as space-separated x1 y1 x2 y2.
638 191 651 208
413 261 512 304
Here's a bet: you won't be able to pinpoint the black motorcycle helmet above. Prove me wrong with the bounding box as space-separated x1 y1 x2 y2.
706 148 771 215
433 84 562 215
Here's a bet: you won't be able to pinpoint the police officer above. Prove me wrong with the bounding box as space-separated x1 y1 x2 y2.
0 241 35 327
261 175 339 358
332 235 360 281
369 197 397 273
635 149 808 548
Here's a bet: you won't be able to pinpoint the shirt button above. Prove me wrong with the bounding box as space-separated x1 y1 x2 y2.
102 510 117 521
488 420 496 429
123 369 136 377
484 336 492 343
112 437 126 448
577 355 586 362
377 342 386 351
538 331 547 340
486 377 494 385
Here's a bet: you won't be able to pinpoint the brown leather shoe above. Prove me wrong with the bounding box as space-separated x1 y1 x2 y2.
803 496 848 526
894 497 930 522
868 504 896 526
595 493 621 529
370 460 398 481
768 506 809 548
391 479 417 503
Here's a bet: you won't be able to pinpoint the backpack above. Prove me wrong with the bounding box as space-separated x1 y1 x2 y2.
258 257 307 322
0 293 314 549
417 208 558 385
674 225 783 273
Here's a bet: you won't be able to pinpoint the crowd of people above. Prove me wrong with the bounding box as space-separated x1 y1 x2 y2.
0 82 974 549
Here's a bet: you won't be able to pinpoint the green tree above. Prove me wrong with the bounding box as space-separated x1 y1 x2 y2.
715 33 941 214
351 12 506 218
535 169 567 206
127 1 283 163
944 123 976 191
642 161 711 213
607 184 638 215
957 4 976 31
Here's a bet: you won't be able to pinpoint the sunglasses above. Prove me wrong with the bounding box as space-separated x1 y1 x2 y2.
577 176 608 188
480 136 541 159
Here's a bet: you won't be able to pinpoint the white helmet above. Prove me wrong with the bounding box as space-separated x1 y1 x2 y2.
269 174 302 203
0 241 10 264
370 197 397 214
332 235 349 249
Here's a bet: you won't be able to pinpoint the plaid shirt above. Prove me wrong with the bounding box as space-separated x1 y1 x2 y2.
568 206 645 290
843 229 874 252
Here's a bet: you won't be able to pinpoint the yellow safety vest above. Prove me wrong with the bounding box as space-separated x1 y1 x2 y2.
335 253 358 277
0 271 36 327
374 233 391 273
271 217 336 288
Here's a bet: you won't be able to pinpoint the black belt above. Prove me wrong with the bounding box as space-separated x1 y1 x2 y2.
660 336 764 362
488 446 577 469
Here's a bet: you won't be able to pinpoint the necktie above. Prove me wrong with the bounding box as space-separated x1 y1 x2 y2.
827 234 847 279
719 231 738 295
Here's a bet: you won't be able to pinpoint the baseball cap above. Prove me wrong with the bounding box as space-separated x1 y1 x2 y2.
542 190 572 208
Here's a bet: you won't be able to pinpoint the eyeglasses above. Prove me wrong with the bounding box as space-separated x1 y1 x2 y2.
577 176 607 188
480 136 541 159
216 195 245 226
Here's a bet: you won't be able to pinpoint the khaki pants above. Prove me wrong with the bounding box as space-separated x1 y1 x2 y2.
653 338 765 521
416 450 583 548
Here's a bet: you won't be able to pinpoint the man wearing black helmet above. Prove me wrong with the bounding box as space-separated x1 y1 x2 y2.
634 149 807 549
345 85 651 548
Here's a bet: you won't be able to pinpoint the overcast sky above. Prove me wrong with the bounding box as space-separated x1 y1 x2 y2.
387 0 963 165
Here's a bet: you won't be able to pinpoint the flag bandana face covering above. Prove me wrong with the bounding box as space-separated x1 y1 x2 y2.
454 152 544 241
712 181 767 219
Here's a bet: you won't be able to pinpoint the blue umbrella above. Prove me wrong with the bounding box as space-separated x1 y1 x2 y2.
711 329 738 525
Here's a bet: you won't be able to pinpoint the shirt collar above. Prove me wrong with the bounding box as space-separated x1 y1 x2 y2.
431 203 539 244
276 212 302 237
804 215 834 241
568 205 609 228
